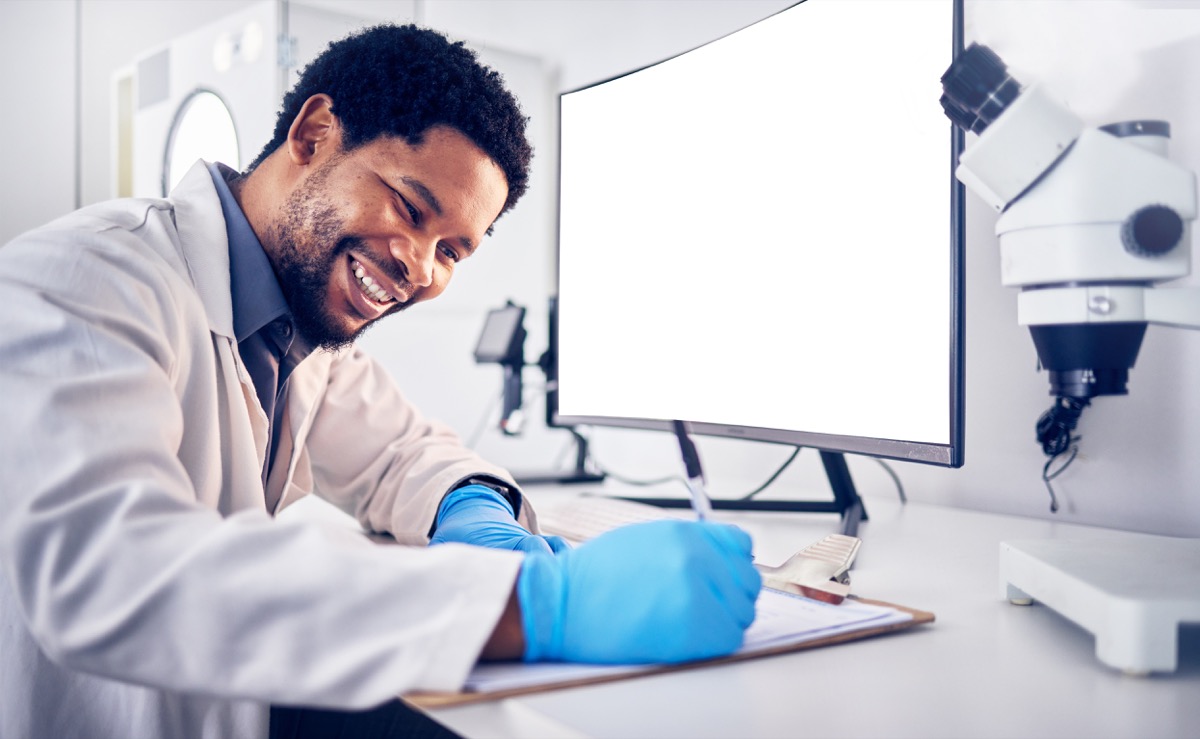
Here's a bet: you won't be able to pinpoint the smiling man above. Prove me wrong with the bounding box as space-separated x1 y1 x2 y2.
0 23 760 739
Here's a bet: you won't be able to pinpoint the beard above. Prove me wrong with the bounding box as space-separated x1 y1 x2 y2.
267 163 405 351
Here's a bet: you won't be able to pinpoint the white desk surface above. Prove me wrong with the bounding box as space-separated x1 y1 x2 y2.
417 485 1200 739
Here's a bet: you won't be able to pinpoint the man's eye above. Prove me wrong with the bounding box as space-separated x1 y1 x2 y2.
392 190 420 225
403 199 421 225
439 244 460 263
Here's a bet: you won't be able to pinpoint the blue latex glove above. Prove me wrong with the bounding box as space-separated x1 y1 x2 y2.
429 484 570 555
518 519 761 664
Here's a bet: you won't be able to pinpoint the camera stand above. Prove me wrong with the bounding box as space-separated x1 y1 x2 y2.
511 427 606 487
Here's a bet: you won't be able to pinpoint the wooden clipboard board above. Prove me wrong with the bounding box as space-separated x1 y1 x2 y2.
404 597 934 709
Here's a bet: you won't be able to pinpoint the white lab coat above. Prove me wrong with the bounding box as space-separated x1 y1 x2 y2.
0 162 533 739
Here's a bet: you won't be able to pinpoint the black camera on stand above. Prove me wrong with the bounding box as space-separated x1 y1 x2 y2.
473 298 605 486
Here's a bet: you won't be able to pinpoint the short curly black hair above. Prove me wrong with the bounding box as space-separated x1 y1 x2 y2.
249 24 532 217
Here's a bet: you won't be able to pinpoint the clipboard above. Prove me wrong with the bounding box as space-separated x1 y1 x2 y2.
405 596 934 709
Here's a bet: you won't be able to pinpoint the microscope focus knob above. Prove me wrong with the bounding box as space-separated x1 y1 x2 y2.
1121 204 1184 257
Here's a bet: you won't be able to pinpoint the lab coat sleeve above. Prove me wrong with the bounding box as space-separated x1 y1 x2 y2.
0 225 521 707
301 347 541 543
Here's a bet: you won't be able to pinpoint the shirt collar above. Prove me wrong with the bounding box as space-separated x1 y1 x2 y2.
207 161 291 343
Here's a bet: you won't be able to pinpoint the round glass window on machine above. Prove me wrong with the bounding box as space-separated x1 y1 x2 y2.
162 89 240 196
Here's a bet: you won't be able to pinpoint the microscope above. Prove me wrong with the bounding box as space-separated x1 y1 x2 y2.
939 44 1200 676
941 43 1200 470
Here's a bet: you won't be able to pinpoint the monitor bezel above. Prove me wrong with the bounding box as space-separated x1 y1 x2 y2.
550 0 966 468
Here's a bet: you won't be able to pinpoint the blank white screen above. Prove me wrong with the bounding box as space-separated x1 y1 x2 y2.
557 0 955 446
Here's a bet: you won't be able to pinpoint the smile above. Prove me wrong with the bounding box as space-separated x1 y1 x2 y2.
351 258 396 305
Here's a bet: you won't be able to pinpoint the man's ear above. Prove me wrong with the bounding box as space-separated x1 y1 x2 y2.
286 94 337 165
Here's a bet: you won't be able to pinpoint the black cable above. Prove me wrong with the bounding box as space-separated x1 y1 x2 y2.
580 431 682 487
594 443 909 506
586 437 800 493
1042 445 1078 514
872 457 907 504
595 467 684 488
1035 396 1089 513
739 448 908 504
738 446 803 500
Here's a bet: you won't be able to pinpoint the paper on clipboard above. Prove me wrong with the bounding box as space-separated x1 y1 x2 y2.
461 589 911 694
405 496 933 708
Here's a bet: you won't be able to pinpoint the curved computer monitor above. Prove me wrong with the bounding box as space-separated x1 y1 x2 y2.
554 0 965 469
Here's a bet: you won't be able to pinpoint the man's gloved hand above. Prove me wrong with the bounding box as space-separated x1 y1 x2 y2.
429 484 570 555
518 519 761 664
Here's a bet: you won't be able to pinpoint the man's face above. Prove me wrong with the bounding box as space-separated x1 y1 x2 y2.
266 125 508 350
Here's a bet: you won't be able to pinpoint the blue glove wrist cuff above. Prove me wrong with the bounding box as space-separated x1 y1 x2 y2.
435 484 515 529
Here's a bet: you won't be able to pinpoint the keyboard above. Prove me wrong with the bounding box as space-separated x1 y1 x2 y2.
536 495 689 543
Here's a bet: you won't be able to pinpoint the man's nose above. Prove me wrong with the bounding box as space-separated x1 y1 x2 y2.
390 236 435 288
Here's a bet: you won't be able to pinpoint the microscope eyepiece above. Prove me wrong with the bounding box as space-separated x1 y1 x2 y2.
940 43 1022 134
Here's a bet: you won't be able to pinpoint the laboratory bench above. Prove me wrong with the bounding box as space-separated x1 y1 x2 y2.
413 485 1200 739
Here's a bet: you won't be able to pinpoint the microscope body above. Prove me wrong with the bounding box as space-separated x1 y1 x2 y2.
950 71 1200 401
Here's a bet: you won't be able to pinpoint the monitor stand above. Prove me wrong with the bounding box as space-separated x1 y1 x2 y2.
617 450 867 538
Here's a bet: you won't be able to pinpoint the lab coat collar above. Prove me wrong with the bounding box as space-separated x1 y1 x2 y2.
170 161 273 467
170 159 237 340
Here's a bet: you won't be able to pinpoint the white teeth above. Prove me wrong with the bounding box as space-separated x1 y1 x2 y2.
351 260 394 304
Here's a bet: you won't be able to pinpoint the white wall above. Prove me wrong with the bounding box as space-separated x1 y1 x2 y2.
3 0 1199 536
1 1 77 240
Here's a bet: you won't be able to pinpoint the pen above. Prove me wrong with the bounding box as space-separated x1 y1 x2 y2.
672 420 713 521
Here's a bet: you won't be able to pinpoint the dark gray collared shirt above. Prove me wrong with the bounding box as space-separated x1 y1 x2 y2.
207 162 313 497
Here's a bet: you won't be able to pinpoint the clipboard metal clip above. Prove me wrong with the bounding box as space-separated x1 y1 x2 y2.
755 534 861 604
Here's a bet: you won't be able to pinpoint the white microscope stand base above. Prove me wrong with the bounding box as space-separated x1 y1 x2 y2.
1000 534 1200 675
